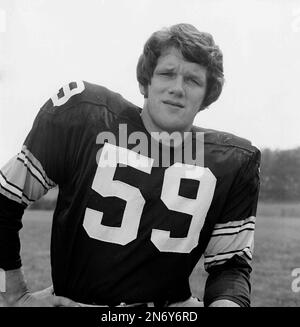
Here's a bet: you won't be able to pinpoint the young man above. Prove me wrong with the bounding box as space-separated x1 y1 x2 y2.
0 24 260 307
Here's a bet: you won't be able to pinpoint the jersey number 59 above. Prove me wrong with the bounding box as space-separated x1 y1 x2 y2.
83 143 216 254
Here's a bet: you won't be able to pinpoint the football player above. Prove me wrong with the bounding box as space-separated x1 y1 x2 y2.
0 23 260 307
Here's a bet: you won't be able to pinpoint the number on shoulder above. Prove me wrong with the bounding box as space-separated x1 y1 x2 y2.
51 81 85 107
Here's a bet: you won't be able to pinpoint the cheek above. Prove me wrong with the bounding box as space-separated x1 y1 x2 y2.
150 78 167 94
149 85 164 105
189 91 206 109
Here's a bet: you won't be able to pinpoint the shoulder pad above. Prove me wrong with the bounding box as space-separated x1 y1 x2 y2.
41 80 126 116
193 125 259 154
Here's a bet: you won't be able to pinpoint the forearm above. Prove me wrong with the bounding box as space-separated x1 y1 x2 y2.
0 267 29 306
209 299 240 307
0 267 80 307
0 194 28 305
204 255 252 307
0 194 25 272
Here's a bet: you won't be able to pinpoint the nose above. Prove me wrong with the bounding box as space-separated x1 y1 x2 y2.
168 75 184 97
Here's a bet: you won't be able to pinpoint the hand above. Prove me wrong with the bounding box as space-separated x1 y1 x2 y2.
13 285 80 307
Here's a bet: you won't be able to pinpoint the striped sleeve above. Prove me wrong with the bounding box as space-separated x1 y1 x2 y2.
204 148 260 270
0 145 56 206
203 148 260 306
0 82 87 270
204 216 255 269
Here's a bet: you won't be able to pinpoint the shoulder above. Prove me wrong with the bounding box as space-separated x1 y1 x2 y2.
193 125 260 154
192 125 261 167
41 80 127 115
33 80 137 130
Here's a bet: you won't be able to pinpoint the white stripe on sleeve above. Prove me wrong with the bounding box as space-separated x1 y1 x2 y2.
204 216 255 269
0 146 56 205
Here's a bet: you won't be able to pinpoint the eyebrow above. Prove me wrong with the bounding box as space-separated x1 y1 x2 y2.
156 66 175 72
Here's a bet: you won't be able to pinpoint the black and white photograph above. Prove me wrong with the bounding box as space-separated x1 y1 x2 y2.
0 0 299 314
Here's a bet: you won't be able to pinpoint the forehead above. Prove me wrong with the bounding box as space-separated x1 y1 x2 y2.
155 47 207 76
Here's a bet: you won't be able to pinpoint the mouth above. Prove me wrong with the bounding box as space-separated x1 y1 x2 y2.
163 100 184 109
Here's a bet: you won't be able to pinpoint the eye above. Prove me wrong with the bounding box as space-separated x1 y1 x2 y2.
186 77 204 87
156 70 175 77
160 72 174 77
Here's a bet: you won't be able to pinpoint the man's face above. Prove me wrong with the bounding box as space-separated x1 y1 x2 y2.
141 47 207 133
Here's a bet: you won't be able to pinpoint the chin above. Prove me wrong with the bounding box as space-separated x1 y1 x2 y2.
159 121 187 133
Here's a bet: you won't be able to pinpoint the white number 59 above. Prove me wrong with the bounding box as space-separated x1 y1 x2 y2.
83 143 216 254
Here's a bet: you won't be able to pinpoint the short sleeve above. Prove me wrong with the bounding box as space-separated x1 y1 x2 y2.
0 81 86 270
0 81 86 206
204 148 261 270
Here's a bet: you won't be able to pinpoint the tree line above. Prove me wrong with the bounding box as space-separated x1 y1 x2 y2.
29 147 300 210
259 147 300 202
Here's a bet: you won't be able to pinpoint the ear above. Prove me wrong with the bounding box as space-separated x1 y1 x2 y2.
139 83 148 98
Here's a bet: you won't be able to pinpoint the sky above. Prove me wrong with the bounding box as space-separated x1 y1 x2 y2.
0 0 300 166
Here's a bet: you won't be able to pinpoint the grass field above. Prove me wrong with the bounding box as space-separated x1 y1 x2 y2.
2 202 300 307
190 203 300 307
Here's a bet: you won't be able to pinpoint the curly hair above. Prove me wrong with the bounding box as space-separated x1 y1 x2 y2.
137 23 224 109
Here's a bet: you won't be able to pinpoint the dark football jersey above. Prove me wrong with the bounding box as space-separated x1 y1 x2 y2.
0 81 260 305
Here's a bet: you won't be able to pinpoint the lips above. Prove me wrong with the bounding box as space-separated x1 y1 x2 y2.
163 100 184 108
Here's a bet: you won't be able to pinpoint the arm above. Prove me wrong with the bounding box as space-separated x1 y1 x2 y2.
209 300 240 307
204 254 252 307
0 194 78 307
203 148 261 307
0 82 86 306
1 268 78 307
1 268 28 305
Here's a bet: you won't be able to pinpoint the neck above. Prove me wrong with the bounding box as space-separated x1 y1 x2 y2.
140 107 192 147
